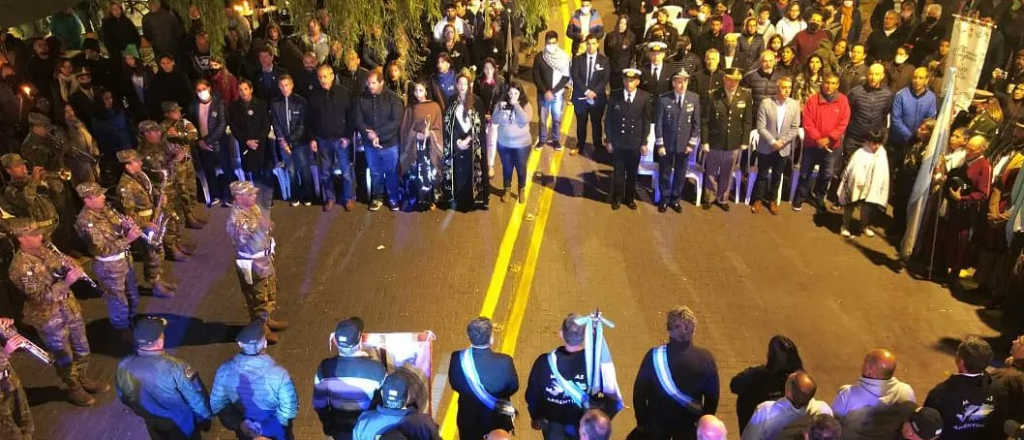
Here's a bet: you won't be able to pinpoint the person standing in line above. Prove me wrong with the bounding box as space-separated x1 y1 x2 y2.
534 31 571 151
448 317 520 440
751 76 800 216
307 64 355 212
605 68 653 211
489 82 533 204
700 68 753 212
570 34 609 157
653 69 700 214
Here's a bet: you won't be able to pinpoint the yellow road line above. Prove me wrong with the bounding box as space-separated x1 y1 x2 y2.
439 0 577 436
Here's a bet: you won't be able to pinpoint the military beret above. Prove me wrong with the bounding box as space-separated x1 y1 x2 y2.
116 149 142 163
138 120 161 133
75 182 106 199
133 316 167 345
1 153 26 168
27 112 50 127
230 180 258 196
623 68 642 80
161 101 182 113
7 218 41 236
236 321 267 344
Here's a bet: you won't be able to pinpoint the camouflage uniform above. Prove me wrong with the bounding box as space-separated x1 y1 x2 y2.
0 178 59 239
226 181 277 321
74 183 139 331
116 152 166 283
7 234 92 396
160 117 200 210
138 138 185 252
0 337 33 440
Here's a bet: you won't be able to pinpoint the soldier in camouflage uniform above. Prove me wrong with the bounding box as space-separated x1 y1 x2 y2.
115 149 177 298
20 113 67 185
0 317 33 440
1 154 60 240
137 120 191 262
226 181 288 343
7 218 110 407
160 102 208 230
74 182 145 336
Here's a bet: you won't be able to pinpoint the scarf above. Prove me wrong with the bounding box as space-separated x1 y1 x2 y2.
543 44 571 78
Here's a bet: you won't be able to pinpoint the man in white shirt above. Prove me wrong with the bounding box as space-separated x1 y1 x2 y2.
434 2 468 41
832 349 917 440
742 371 834 440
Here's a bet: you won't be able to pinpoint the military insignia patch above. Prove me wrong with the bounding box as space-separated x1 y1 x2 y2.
184 366 196 379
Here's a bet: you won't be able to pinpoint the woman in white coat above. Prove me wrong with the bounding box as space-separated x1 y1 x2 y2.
839 130 890 238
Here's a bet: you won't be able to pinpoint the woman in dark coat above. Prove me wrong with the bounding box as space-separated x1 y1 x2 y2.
101 1 140 66
604 15 636 91
475 58 507 123
729 335 804 433
400 80 444 211
443 71 489 211
118 47 152 122
91 89 134 186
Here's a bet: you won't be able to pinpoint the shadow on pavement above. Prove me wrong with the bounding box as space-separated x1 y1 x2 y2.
25 385 65 406
86 315 244 357
847 240 903 274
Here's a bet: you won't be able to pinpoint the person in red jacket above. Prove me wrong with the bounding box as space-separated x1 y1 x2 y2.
794 73 850 212
938 135 993 283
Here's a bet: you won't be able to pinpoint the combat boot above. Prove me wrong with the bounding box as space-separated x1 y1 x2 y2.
74 359 111 394
185 212 206 229
151 280 176 298
263 325 280 345
175 243 195 256
58 366 95 406
168 246 191 262
266 317 290 332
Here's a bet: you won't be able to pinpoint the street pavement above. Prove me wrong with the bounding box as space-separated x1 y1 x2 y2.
5 0 1004 438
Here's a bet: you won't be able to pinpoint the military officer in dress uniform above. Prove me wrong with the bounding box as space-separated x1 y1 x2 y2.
606 68 654 210
116 149 177 298
1 153 60 239
74 182 144 339
160 101 207 230
642 42 673 97
7 218 110 407
967 90 1001 141
700 68 753 211
654 68 701 213
0 316 34 440
226 181 288 343
116 316 213 440
138 120 191 262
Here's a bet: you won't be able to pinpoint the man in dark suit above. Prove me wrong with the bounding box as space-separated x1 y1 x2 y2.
700 68 753 211
605 69 653 210
227 79 273 192
642 42 673 98
654 68 701 213
570 34 610 156
448 317 520 440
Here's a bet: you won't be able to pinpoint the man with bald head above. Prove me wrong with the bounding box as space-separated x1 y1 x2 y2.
742 372 833 440
580 409 611 440
485 429 513 440
698 415 728 440
889 67 936 233
832 349 917 440
844 63 893 167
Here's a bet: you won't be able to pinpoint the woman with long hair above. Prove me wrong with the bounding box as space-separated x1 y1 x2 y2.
443 71 489 211
475 58 507 125
54 58 78 104
385 60 411 104
967 95 1004 141
400 80 445 211
490 81 533 203
101 1 139 66
766 34 784 60
776 45 799 78
730 335 804 433
604 15 635 91
794 54 825 104
118 46 152 121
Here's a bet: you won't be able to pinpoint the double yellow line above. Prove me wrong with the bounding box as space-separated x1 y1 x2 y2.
438 0 576 436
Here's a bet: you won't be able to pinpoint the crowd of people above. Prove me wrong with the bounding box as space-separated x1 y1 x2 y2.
0 0 1023 438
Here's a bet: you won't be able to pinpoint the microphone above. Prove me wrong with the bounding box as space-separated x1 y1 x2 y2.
1005 419 1024 440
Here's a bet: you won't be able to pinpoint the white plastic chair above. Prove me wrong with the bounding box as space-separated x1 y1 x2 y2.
733 130 758 203
686 148 704 205
639 124 660 201
742 129 788 206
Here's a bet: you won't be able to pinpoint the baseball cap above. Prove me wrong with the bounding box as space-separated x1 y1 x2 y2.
334 317 364 348
380 374 409 408
907 407 943 439
133 316 167 345
76 182 106 199
230 180 258 196
1 153 26 169
7 218 41 236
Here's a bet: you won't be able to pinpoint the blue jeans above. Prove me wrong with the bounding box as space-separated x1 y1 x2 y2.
365 144 400 203
316 137 354 203
537 91 564 143
283 143 314 202
498 145 530 188
795 146 839 206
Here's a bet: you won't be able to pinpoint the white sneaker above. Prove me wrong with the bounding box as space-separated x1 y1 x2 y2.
841 229 852 238
864 229 876 238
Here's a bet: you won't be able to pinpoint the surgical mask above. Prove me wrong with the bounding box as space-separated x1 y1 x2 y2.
843 0 853 7
197 90 211 101
895 54 909 64
698 12 707 21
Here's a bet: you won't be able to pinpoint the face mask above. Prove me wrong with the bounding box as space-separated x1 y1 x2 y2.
698 12 707 21
843 0 853 6
197 90 211 101
895 54 909 64
807 22 820 32
581 6 591 14
925 15 937 24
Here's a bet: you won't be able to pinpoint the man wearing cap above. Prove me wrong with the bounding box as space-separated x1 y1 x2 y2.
449 317 520 440
900 407 943 440
74 182 145 337
1 153 60 239
701 67 753 211
313 318 388 440
605 68 653 210
72 37 116 92
924 336 1008 440
116 316 213 439
7 218 109 406
138 119 192 262
211 321 298 440
642 42 673 97
160 101 207 230
68 67 100 128
21 112 67 185
569 34 609 156
226 180 288 337
116 148 177 298
353 374 415 440
965 90 1001 141
0 316 35 440
751 76 801 215
654 68 701 213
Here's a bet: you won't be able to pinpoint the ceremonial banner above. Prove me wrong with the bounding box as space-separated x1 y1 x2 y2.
947 16 992 113
361 331 437 411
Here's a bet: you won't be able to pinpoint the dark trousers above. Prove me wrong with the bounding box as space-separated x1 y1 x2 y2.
842 200 878 230
197 140 235 203
574 100 605 149
658 150 689 202
703 149 740 203
143 417 200 440
611 148 641 203
752 151 791 204
794 146 840 206
892 167 918 234
498 145 530 189
541 421 579 440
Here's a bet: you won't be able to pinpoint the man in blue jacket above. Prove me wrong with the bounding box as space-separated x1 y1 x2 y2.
889 67 936 172
271 75 314 206
353 374 414 440
654 68 701 213
449 317 520 440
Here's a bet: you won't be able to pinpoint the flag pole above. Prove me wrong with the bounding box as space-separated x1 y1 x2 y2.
928 199 941 280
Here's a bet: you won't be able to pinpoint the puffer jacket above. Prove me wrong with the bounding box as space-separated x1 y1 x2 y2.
210 353 299 439
116 350 212 436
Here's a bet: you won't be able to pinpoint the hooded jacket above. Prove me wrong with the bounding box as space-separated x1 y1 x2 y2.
832 377 917 440
741 397 834 440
